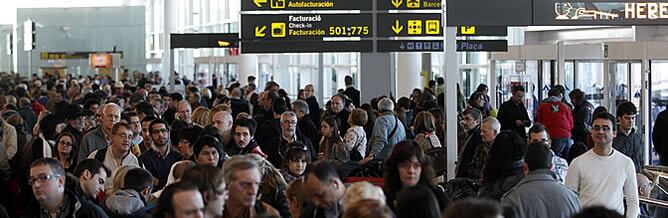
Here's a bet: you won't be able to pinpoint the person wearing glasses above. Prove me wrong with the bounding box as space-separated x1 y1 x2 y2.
25 158 108 218
527 123 569 184
565 112 639 218
104 168 155 217
139 119 184 191
88 122 140 185
280 142 311 184
78 103 122 162
267 111 316 168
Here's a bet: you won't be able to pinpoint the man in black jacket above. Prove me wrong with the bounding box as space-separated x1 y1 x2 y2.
266 112 316 167
654 108 668 166
304 84 322 127
343 76 360 108
569 89 594 144
302 160 346 218
25 158 108 218
292 100 319 151
456 108 484 179
496 85 531 139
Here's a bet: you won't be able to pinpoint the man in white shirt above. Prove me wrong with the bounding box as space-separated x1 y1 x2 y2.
88 122 140 183
565 112 639 218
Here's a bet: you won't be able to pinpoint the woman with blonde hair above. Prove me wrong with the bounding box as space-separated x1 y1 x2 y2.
107 165 138 195
191 106 211 127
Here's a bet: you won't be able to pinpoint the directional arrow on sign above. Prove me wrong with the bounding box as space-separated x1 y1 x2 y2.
218 41 230 47
391 0 402 8
253 0 267 8
392 20 403 34
255 26 267 37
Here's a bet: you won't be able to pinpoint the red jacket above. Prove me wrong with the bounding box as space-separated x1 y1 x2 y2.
536 97 573 138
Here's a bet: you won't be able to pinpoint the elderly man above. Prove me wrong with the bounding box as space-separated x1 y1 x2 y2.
361 98 406 163
25 158 107 217
302 160 347 218
222 155 279 217
88 122 140 181
267 111 316 167
176 100 193 125
78 103 122 162
211 110 234 146
292 100 319 149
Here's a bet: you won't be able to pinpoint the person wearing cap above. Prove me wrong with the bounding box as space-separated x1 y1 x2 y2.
162 93 182 125
61 104 87 148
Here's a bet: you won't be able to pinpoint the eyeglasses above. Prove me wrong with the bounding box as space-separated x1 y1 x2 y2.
29 173 61 186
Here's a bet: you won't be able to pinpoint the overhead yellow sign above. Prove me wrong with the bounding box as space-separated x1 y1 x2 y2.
271 23 286 37
392 20 403 34
255 26 267 37
407 20 422 35
460 26 476 35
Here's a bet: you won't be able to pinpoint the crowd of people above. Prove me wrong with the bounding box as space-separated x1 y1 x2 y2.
0 70 660 218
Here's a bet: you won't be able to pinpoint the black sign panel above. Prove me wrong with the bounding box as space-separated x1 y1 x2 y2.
40 51 123 60
446 0 532 26
241 40 373 53
377 0 442 10
534 1 668 26
456 40 508 52
241 0 371 11
377 40 443 52
456 26 507 36
241 14 373 40
170 33 239 49
377 13 442 37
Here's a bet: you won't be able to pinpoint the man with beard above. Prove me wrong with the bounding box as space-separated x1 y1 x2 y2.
139 119 183 190
455 108 484 179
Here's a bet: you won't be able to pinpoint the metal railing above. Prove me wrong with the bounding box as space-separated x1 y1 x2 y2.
640 196 668 209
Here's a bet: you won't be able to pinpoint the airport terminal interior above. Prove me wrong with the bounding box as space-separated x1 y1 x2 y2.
1 0 668 217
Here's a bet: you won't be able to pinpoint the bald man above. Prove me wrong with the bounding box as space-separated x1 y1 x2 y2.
637 174 652 217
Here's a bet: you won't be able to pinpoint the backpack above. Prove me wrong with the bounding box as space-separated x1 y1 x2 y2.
423 133 447 176
442 178 480 201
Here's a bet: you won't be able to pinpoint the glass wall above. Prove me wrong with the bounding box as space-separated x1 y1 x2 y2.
574 61 604 107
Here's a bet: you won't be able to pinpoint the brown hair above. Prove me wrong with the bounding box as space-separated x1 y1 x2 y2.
350 109 368 126
414 111 436 134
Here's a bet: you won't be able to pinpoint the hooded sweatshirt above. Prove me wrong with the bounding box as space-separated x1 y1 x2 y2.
105 189 146 215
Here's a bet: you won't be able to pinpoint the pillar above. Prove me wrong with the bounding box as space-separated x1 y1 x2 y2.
396 53 423 99
361 53 393 104
162 0 176 91
238 54 258 86
444 26 459 180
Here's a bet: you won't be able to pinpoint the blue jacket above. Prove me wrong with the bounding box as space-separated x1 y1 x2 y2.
369 114 406 160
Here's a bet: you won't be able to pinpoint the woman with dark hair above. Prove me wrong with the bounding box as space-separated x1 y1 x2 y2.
280 142 311 184
468 92 490 118
383 140 451 211
319 116 348 163
53 132 78 173
474 84 493 116
413 111 441 152
395 185 441 218
478 130 526 200
360 103 376 141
